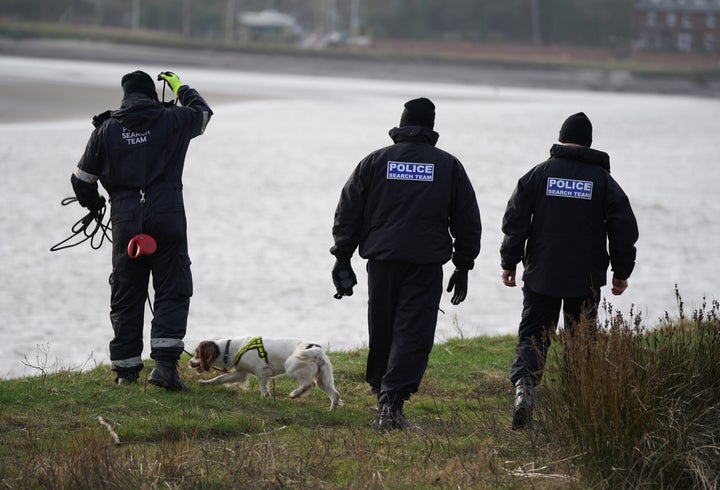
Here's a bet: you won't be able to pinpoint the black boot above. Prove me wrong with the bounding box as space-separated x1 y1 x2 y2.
113 365 142 385
389 400 417 430
371 403 396 433
511 377 534 430
148 362 187 391
371 400 418 433
115 372 138 385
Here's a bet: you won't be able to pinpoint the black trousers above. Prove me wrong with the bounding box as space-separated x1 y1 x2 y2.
108 187 192 372
509 286 600 385
366 260 443 404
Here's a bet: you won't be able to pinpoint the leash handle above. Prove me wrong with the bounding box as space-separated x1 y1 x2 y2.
127 234 157 259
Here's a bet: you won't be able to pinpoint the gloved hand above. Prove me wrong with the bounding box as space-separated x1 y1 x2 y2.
157 71 183 95
332 258 357 299
446 268 468 305
87 194 106 213
75 190 105 213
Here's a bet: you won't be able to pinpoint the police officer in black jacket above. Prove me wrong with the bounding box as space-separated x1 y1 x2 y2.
331 98 481 432
500 112 638 428
71 70 212 390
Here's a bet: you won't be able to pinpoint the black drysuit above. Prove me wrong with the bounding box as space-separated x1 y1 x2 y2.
71 87 212 375
501 144 638 384
331 125 481 403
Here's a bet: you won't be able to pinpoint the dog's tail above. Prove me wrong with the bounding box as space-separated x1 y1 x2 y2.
294 344 327 364
295 344 344 410
295 344 343 410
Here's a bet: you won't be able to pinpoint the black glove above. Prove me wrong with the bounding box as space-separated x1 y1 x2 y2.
87 194 106 213
332 258 357 299
71 173 104 211
446 268 468 305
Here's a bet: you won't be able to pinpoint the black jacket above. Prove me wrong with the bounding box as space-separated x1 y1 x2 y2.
500 144 639 297
71 85 212 206
331 126 481 270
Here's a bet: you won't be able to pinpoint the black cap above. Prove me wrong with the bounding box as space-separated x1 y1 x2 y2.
121 70 158 99
559 112 592 147
399 97 435 129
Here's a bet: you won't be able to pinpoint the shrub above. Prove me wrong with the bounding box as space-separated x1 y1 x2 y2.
541 292 720 489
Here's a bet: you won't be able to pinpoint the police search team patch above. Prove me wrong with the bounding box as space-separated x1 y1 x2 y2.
386 161 434 181
546 177 593 200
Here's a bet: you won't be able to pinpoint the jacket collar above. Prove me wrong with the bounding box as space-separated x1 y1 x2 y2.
389 125 439 146
550 143 611 172
120 92 157 108
114 94 164 132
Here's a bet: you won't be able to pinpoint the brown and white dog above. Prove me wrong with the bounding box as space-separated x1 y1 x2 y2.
188 336 343 410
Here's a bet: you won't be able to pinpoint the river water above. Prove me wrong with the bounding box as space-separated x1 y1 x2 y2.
0 55 718 379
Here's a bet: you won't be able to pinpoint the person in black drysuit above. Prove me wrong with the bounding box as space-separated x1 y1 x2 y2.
500 112 638 428
71 70 212 390
331 98 481 432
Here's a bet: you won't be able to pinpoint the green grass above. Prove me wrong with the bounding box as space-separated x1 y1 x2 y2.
0 335 579 489
2 296 719 489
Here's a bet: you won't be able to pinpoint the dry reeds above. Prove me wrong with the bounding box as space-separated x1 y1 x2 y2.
540 291 720 489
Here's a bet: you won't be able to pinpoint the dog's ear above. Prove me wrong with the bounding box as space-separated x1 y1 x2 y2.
197 341 220 372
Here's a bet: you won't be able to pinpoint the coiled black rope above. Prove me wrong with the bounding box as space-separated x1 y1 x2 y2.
50 197 112 252
51 197 155 314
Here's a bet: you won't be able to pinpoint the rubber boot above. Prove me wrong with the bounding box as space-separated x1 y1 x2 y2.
512 377 534 430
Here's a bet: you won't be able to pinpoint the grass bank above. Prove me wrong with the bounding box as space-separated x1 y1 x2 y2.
2 294 719 489
2 335 556 489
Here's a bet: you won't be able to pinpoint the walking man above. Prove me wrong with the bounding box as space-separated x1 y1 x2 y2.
500 112 638 428
71 70 212 390
331 97 481 431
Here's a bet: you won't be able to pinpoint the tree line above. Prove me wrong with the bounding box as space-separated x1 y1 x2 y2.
0 0 637 48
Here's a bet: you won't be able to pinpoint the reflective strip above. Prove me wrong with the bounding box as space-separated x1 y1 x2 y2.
112 356 143 368
74 167 99 184
151 338 185 349
199 111 209 134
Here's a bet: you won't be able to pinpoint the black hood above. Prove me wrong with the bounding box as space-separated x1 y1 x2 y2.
113 93 164 132
388 125 439 146
550 143 610 172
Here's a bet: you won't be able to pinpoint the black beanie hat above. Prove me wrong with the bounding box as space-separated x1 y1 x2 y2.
559 112 592 147
121 70 158 99
399 97 435 129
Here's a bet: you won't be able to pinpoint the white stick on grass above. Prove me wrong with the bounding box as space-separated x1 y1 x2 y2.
97 416 121 445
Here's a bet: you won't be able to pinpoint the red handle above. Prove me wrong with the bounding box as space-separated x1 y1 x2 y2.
127 234 157 259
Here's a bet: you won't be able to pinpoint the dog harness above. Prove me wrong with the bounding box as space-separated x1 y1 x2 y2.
223 337 268 366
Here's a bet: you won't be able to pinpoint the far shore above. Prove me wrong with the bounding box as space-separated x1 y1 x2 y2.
2 37 720 101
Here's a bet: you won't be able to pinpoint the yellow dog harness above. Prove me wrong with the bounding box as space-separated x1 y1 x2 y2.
232 336 268 365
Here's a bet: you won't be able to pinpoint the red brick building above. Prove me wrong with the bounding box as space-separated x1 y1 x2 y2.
635 0 720 53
